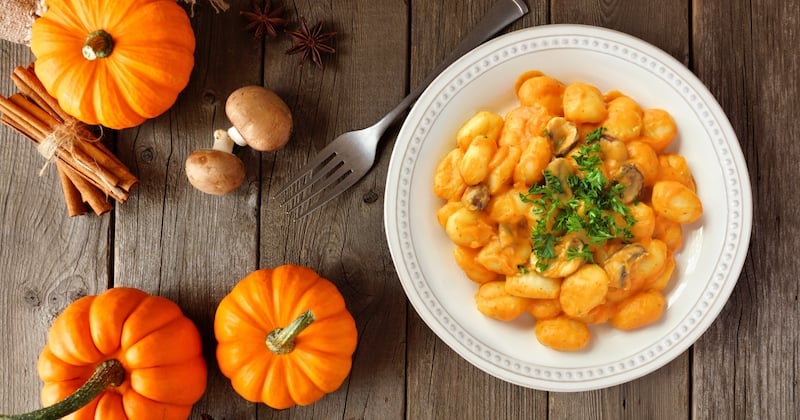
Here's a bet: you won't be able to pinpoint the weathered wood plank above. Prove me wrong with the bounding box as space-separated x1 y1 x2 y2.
405 1 549 419
547 1 691 418
114 2 263 418
551 0 690 64
259 0 409 419
692 0 800 418
0 43 110 414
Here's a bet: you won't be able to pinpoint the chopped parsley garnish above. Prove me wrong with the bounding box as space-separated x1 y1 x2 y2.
521 127 635 272
566 243 595 263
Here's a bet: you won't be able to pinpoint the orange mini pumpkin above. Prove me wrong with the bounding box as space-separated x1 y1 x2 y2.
214 265 358 409
30 0 196 129
31 287 207 419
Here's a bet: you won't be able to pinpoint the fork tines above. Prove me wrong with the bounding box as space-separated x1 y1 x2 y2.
272 151 356 219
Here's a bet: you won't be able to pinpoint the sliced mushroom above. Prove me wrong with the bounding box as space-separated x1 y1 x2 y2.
461 184 490 212
544 157 574 201
612 163 644 203
602 133 619 142
538 235 587 278
545 117 579 156
602 243 647 289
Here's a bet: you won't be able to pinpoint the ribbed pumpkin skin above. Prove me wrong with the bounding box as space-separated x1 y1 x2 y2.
214 265 359 409
30 0 196 129
37 288 207 420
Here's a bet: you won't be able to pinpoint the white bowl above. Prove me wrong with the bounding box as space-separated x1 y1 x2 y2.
384 24 752 391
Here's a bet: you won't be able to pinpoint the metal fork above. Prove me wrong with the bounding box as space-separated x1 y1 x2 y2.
272 0 529 218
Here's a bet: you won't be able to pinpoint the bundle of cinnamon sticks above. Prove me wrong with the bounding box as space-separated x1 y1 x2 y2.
0 65 137 216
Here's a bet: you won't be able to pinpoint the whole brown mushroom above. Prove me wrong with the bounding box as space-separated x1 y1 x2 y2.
185 85 293 195
222 85 293 152
185 129 246 195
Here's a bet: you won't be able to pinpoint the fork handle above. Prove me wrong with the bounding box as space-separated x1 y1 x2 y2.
374 0 529 133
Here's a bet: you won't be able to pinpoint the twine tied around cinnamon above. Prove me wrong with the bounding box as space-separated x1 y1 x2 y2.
0 65 138 216
35 122 125 200
36 120 89 173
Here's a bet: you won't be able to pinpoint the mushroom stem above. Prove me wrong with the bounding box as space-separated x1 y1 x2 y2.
225 127 249 147
212 129 239 153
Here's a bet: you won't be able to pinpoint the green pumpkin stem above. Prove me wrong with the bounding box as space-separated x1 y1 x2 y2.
82 29 114 60
0 359 125 420
266 309 316 355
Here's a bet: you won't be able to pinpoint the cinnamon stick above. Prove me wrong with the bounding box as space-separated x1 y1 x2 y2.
0 113 37 143
57 163 89 216
56 153 127 203
3 113 97 216
10 66 68 122
57 160 112 215
68 127 137 192
15 66 138 195
0 64 139 216
7 92 137 193
9 93 59 128
65 144 122 190
0 95 46 141
0 95 122 201
88 140 138 191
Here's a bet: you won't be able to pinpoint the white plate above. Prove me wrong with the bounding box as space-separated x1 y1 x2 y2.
384 24 752 391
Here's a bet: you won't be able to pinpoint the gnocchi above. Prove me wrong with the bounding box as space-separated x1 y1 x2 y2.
535 316 591 351
651 180 703 224
603 96 643 141
456 111 504 150
460 135 497 185
433 70 703 352
610 290 666 331
516 75 565 116
641 108 677 152
475 281 532 321
562 82 607 123
559 264 610 318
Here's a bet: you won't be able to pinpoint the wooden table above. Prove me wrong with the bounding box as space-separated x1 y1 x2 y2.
0 0 795 419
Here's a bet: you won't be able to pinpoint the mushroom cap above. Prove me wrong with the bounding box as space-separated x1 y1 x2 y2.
544 157 574 201
225 85 293 152
613 163 645 204
462 184 490 212
603 243 647 289
545 117 579 156
185 149 246 195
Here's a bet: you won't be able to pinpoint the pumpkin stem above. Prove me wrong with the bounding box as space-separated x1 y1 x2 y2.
266 309 316 355
82 30 114 60
0 359 125 420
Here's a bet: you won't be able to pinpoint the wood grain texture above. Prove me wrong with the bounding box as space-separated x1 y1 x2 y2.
692 0 800 419
550 0 690 64
0 44 110 414
405 1 549 419
259 1 409 419
689 2 755 417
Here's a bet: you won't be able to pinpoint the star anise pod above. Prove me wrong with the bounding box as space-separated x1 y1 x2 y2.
241 0 287 39
286 17 337 69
